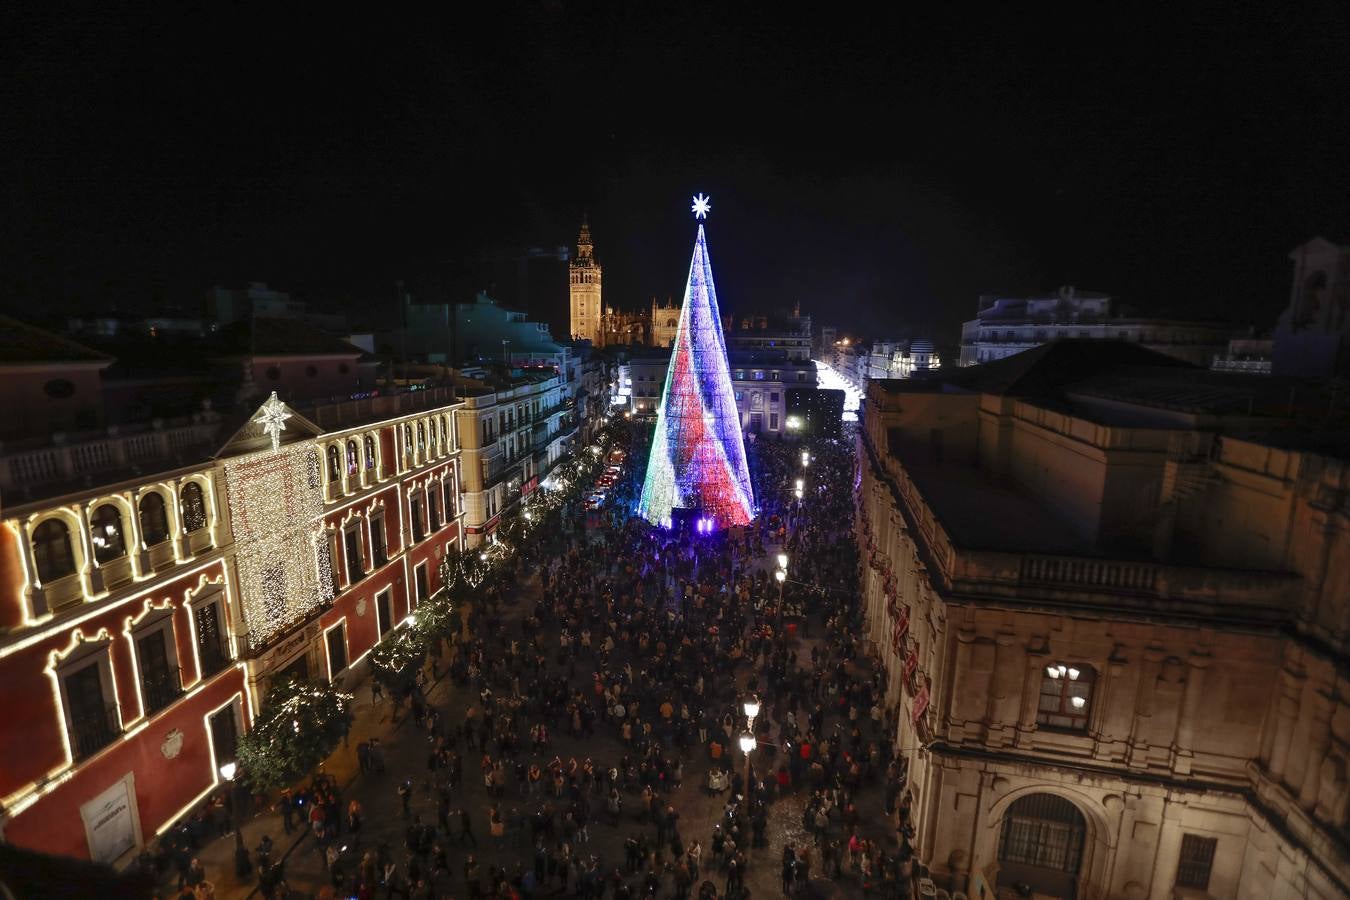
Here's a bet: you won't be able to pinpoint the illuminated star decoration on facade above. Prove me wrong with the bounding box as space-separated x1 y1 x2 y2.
691 193 711 220
255 391 293 453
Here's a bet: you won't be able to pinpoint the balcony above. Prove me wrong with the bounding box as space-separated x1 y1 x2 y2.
71 705 121 760
0 418 223 503
140 667 183 716
197 641 231 679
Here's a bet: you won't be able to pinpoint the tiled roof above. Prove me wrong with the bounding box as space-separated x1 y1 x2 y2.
0 316 112 365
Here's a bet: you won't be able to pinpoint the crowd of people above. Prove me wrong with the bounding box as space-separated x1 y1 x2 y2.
155 424 924 899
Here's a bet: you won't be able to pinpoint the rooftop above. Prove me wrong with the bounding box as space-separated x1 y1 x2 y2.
0 316 112 365
886 428 1092 556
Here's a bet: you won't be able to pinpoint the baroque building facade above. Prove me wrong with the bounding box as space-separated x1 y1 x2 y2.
856 343 1350 900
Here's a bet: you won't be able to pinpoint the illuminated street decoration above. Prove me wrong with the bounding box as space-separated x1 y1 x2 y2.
254 391 293 452
691 192 711 219
224 432 333 648
639 203 754 527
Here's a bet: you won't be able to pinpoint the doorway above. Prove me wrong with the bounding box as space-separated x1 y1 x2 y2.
997 793 1086 899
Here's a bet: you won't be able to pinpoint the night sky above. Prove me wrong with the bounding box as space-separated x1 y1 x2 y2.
4 5 1347 342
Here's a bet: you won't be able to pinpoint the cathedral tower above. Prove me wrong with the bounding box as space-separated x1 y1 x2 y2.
569 216 602 344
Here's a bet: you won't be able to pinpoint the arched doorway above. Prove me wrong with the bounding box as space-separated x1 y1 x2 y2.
997 793 1086 899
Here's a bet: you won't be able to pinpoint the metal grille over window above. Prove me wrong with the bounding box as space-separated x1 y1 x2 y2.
195 602 229 677
999 793 1086 874
1176 834 1217 890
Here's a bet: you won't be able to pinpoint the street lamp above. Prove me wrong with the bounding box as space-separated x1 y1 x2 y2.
742 696 760 725
738 732 756 799
219 762 240 843
776 553 788 571
794 479 803 492
775 567 787 630
801 450 810 468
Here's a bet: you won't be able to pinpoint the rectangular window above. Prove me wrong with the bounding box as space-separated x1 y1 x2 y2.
63 657 120 759
1036 666 1093 730
443 479 456 520
428 487 441 530
343 525 363 584
376 589 392 637
410 495 424 543
769 393 779 402
1176 835 1217 890
370 511 388 567
753 371 765 380
415 562 429 607
326 622 348 679
136 625 181 715
194 598 230 678
769 413 779 430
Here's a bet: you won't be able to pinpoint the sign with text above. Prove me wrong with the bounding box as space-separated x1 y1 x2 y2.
81 775 138 864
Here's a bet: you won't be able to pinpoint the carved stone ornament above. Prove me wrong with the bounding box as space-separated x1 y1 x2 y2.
356 597 368 617
161 728 184 759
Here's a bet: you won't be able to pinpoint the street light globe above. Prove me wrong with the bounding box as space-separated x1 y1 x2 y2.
776 553 789 570
743 698 760 721
775 570 786 584
794 479 803 491
794 488 804 499
739 734 756 754
219 761 237 782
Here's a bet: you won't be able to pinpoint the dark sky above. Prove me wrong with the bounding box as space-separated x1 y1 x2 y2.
4 5 1348 342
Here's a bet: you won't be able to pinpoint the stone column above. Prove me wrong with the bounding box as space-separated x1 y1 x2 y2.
1298 687 1333 811
986 632 1020 748
1266 668 1305 781
1128 647 1165 769
948 628 978 743
1171 652 1210 775
18 522 48 617
1148 803 1184 900
1015 654 1045 748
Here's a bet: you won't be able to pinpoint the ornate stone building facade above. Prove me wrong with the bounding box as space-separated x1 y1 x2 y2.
856 343 1350 899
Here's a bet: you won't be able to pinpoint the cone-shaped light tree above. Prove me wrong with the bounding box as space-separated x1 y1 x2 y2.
638 194 756 527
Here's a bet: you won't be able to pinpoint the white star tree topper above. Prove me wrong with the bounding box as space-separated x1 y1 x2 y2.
255 391 293 452
691 193 711 219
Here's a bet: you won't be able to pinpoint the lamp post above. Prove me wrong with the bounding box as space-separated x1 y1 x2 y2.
775 567 787 629
738 733 756 801
219 762 237 833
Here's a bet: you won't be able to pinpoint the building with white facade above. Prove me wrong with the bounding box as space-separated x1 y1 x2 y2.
959 286 1235 368
452 374 575 547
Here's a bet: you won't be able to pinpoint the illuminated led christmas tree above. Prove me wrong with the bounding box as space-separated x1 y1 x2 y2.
638 194 755 527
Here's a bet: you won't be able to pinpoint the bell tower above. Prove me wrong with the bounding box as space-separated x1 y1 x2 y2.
569 215 602 344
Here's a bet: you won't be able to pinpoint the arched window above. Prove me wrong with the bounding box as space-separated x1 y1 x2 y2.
90 504 126 563
998 793 1086 896
417 422 426 453
364 435 376 470
346 440 358 476
180 483 207 533
439 417 448 450
33 518 76 582
404 425 413 458
140 493 170 546
327 444 341 481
